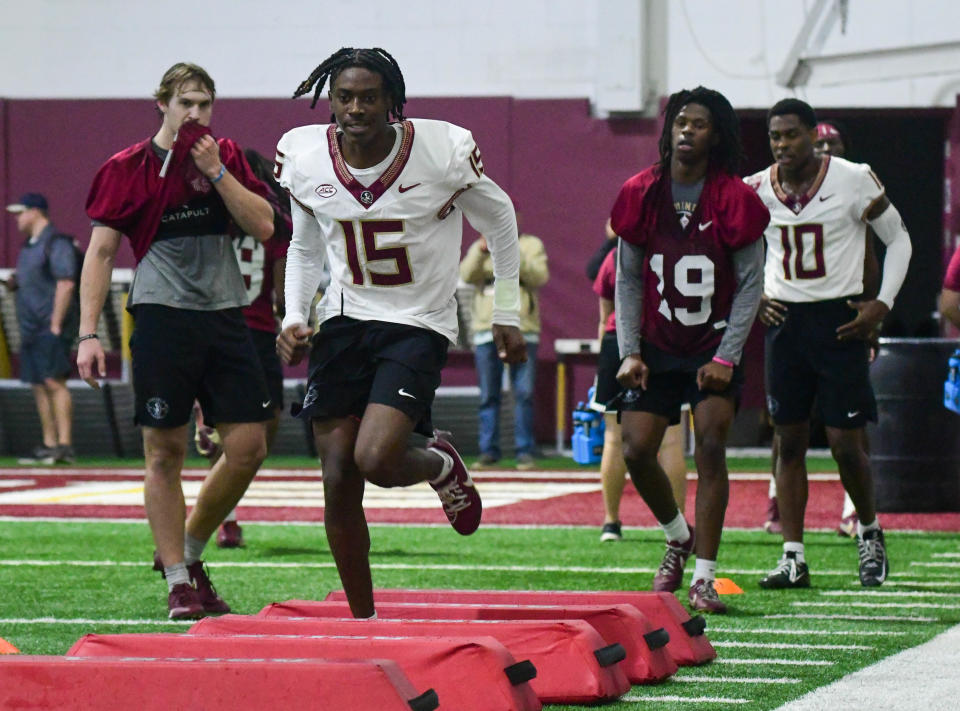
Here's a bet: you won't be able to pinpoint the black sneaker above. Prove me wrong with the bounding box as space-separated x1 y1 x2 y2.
600 521 622 542
759 551 811 589
858 528 889 587
54 445 76 464
17 445 57 465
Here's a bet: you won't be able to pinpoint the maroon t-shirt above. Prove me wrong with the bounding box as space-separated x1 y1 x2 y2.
611 165 769 356
592 247 617 334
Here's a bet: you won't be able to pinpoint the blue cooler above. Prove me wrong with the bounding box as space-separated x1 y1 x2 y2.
571 389 605 464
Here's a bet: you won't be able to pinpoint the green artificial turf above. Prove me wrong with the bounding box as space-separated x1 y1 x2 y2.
1 519 957 711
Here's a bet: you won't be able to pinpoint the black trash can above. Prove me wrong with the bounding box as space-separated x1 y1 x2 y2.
867 338 960 512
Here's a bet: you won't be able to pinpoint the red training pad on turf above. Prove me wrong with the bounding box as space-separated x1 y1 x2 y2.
68 632 534 711
261 599 674 684
0 656 436 711
327 588 715 666
192 615 629 704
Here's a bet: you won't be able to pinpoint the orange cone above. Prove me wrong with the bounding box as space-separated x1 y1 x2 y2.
713 578 744 595
0 637 19 654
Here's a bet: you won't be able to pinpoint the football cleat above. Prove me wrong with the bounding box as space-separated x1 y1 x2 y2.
600 521 623 542
759 551 810 589
652 526 695 592
688 578 727 614
216 521 245 548
187 561 231 613
837 512 859 538
427 434 482 535
857 528 889 587
167 583 204 620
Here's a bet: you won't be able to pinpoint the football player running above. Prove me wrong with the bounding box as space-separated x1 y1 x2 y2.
274 47 525 618
749 98 912 590
612 86 769 613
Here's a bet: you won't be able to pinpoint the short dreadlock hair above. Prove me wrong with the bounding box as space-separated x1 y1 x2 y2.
293 47 406 122
658 86 744 175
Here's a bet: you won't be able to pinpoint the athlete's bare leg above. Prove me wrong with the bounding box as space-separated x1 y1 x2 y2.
620 411 677 523
774 422 811 543
690 395 735 561
826 425 876 524
142 425 189 567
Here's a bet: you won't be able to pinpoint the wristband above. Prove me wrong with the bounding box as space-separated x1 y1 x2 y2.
210 165 226 184
712 355 734 368
77 333 99 343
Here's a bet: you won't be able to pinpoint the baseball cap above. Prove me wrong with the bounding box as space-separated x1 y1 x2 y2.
5 193 48 213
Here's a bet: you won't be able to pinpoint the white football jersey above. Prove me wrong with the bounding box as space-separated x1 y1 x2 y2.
276 119 498 342
747 156 885 302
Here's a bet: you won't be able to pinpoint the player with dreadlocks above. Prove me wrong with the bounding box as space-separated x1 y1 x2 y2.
275 48 526 618
610 86 769 613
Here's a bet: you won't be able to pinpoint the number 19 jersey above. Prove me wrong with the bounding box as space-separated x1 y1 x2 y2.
747 155 885 303
275 119 487 342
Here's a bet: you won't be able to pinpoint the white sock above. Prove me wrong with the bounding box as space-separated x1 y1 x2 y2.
361 611 378 620
223 508 238 523
858 518 880 536
693 558 716 583
661 512 690 544
784 541 805 563
164 562 190 592
428 449 454 485
841 492 857 518
184 533 207 566
768 477 777 499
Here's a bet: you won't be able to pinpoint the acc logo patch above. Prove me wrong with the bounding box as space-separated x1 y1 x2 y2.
315 184 337 198
146 397 170 421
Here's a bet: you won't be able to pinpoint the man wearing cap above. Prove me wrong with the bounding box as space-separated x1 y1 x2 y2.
4 193 76 465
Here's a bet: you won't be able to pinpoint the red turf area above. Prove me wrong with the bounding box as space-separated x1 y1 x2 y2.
1 471 958 531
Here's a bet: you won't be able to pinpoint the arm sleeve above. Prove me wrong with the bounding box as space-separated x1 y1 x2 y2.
456 176 521 327
715 240 764 365
615 238 645 359
281 200 327 330
868 202 912 309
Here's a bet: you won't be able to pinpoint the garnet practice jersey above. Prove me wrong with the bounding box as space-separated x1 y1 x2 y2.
233 234 287 333
611 168 768 357
276 119 486 342
747 155 885 303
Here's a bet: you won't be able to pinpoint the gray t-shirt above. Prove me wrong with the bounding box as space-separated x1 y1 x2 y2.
127 142 248 311
671 178 704 229
14 224 76 343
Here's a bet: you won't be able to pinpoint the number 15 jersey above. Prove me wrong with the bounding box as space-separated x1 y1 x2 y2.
276 119 504 343
747 155 885 303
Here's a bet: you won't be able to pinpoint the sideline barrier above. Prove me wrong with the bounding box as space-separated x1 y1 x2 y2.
192 614 629 704
326 588 715 666
261 598 674 684
68 632 532 711
0 656 438 711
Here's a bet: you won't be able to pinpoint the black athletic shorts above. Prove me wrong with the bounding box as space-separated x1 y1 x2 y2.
764 297 876 428
250 327 284 412
619 342 743 425
295 316 449 438
129 304 272 428
592 331 624 413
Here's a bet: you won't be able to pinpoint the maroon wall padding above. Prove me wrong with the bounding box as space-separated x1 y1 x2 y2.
67 632 534 711
326 588 715 666
260 599 673 683
0 656 437 711
191 614 629 705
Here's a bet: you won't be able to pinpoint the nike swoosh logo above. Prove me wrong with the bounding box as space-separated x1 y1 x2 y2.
262 400 271 408
847 410 859 418
398 388 417 399
698 221 712 231
819 194 834 202
398 183 421 193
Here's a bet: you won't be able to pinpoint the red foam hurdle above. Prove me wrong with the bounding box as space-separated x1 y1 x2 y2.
261 599 675 684
192 615 629 704
68 632 535 711
327 588 716 666
0 656 436 711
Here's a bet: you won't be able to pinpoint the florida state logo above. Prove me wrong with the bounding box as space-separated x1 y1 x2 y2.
360 190 374 205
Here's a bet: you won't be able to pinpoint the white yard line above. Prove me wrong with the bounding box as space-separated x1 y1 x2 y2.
796 601 960 610
0 617 190 625
711 641 871 651
764 613 936 622
623 695 751 704
709 627 908 637
775 624 960 711
716 658 834 666
676 676 801 684
820 590 959 598
910 561 960 568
